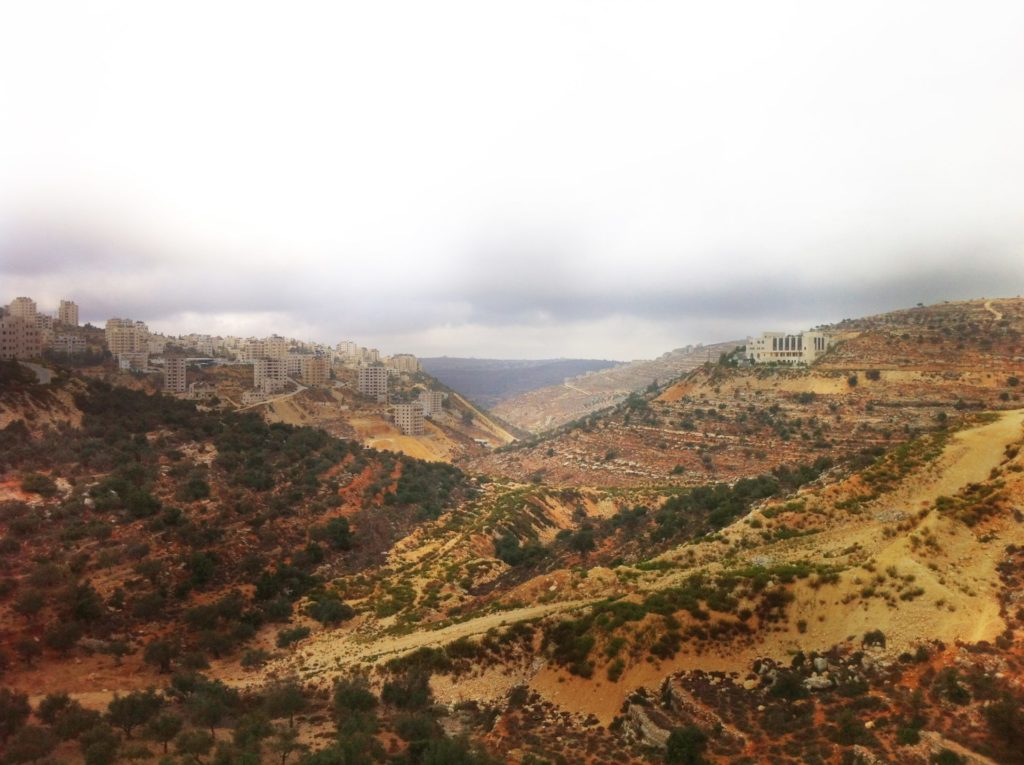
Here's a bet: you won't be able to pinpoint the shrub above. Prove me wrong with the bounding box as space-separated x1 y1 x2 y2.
21 473 58 497
276 627 310 648
306 597 355 626
863 629 886 648
666 725 708 764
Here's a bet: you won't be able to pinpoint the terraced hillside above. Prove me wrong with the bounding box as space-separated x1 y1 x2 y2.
1 298 1023 765
492 341 741 433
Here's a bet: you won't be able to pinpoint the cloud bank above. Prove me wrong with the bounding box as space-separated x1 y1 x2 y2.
2 1 1023 358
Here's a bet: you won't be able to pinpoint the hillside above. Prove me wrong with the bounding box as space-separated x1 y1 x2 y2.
419 357 622 410
1 298 1023 765
492 341 741 433
469 299 1024 488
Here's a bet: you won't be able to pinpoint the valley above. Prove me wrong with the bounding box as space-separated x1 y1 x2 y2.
1 297 1023 765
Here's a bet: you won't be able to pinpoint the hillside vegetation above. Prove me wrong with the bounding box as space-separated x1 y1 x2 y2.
1 298 1023 765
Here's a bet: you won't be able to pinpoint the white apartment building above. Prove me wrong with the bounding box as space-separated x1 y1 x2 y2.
164 356 187 394
105 318 149 355
0 315 42 360
58 300 79 326
242 339 267 361
393 403 425 435
254 357 288 392
7 297 37 322
336 340 359 362
118 351 149 371
301 355 329 386
285 353 304 377
418 390 445 417
50 334 86 355
266 335 288 359
357 365 389 401
746 331 831 365
388 353 420 373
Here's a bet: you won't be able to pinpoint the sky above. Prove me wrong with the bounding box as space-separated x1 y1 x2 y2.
2 1 1024 360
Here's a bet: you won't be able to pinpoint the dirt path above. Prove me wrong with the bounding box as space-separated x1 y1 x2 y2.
236 378 307 411
248 600 592 686
984 300 1003 321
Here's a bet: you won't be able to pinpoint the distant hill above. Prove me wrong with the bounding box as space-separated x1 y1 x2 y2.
419 356 622 409
492 341 742 432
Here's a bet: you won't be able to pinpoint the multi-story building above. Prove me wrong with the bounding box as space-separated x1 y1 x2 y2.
393 403 425 435
254 357 287 393
746 331 831 365
388 353 420 373
105 318 149 355
357 365 389 401
301 355 329 386
266 335 288 359
418 390 445 417
164 356 187 394
336 340 359 363
186 381 216 401
285 353 304 377
118 351 149 371
7 297 37 322
50 334 86 355
0 314 42 360
242 339 267 361
58 300 79 326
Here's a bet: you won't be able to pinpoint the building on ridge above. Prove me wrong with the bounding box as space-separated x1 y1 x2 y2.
746 331 831 365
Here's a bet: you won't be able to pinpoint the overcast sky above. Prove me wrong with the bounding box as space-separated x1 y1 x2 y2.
2 1 1023 360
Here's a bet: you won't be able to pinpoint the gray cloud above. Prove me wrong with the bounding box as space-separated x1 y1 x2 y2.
2 2 1024 358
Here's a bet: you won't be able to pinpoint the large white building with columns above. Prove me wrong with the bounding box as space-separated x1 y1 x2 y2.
746 331 831 365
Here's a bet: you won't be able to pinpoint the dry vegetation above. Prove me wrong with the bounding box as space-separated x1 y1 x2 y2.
2 297 1024 765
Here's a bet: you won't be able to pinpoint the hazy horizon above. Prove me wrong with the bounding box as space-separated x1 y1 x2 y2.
3 1 1024 359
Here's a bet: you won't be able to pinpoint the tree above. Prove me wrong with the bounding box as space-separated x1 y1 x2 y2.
107 688 163 738
666 725 708 764
44 620 84 656
62 581 104 622
14 638 41 667
176 729 215 765
13 588 45 619
53 703 103 741
36 692 72 725
0 687 31 743
264 680 308 728
80 723 121 765
144 638 179 674
145 712 183 754
3 724 58 764
269 725 307 765
188 689 230 736
306 598 354 626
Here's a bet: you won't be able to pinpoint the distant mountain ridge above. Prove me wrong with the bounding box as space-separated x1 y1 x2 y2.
491 340 742 432
419 356 622 409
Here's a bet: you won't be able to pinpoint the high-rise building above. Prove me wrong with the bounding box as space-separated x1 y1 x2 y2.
357 365 389 400
418 390 446 417
7 297 37 322
301 355 329 386
0 315 42 360
105 318 149 355
388 353 420 373
164 356 187 394
266 335 288 359
393 403 425 435
254 357 287 392
58 300 79 326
